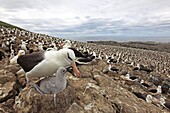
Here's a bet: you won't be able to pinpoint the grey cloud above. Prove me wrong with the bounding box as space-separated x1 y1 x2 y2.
0 0 46 11
1 0 170 42
10 18 170 36
8 16 170 38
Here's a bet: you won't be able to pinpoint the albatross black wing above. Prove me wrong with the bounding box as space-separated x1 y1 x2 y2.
68 47 85 58
17 52 45 72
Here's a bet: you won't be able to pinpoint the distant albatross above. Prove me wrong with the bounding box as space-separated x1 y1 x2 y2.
17 48 80 82
10 50 25 64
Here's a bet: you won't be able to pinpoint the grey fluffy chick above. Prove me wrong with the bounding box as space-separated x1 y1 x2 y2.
31 67 67 94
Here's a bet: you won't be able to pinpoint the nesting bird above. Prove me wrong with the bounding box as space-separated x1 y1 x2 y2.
103 64 119 74
108 64 119 73
69 47 87 58
133 92 153 103
76 55 95 65
38 42 45 51
140 79 151 88
20 41 28 52
10 50 25 64
30 67 68 94
17 48 80 82
121 73 139 81
63 40 72 48
133 63 141 70
107 55 117 64
159 97 170 110
148 85 162 95
68 47 95 65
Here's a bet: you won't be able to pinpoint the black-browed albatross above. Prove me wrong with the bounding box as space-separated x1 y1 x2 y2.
17 48 80 82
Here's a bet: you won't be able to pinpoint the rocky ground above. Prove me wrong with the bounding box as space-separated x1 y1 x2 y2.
0 26 170 113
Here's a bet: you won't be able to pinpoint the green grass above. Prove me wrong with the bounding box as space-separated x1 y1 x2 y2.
0 21 24 30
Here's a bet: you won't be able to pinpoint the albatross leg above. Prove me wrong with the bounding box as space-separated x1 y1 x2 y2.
29 82 43 94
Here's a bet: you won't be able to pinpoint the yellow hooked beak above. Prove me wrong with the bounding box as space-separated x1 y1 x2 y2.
70 61 80 77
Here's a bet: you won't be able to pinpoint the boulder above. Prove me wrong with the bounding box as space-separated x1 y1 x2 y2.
5 64 20 75
0 70 17 103
0 69 17 112
66 69 169 113
13 84 76 113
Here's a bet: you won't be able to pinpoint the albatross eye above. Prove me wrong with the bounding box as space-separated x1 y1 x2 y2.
62 69 66 73
67 53 72 61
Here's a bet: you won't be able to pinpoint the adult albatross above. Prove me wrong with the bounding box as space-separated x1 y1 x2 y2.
17 48 80 82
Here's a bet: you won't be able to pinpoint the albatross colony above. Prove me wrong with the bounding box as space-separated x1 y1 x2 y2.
17 48 80 82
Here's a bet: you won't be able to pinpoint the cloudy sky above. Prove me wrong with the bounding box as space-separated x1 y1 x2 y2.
0 0 170 42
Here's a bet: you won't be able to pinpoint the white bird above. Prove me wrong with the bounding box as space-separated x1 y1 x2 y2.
121 73 139 81
140 79 151 88
92 51 96 58
1 42 6 48
30 67 68 94
159 97 170 110
133 92 153 103
6 40 10 46
63 40 72 48
51 42 58 50
10 50 25 64
38 42 44 51
96 52 102 60
148 85 162 94
20 41 27 52
108 64 119 72
17 48 80 82
145 95 154 103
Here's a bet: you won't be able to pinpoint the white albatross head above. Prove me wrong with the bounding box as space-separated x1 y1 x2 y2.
59 48 80 77
146 95 153 103
159 98 166 105
157 85 162 94
63 40 72 48
18 50 26 56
